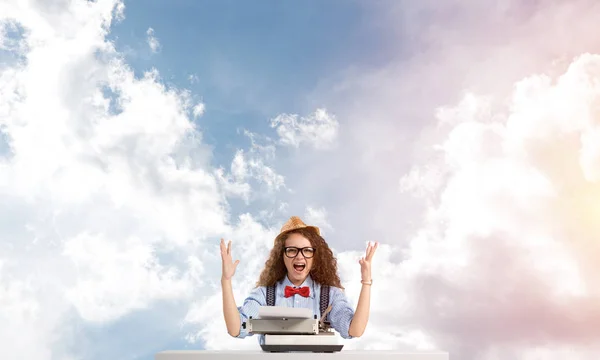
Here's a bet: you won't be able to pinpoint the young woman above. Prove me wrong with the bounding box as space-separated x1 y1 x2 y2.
220 216 378 342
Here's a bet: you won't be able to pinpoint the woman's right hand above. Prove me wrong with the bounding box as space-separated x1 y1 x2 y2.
220 238 240 281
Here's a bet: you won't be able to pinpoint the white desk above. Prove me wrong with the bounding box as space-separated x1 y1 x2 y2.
155 351 449 360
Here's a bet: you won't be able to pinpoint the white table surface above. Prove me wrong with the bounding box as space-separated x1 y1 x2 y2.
155 350 450 360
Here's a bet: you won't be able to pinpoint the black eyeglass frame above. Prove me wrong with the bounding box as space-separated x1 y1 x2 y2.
283 246 316 259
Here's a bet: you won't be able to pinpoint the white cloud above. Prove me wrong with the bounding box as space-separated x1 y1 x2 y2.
146 27 160 53
62 232 194 323
215 130 287 204
231 149 248 181
304 206 333 234
215 107 343 204
192 102 205 118
0 0 235 358
270 108 339 149
377 53 600 358
399 165 447 199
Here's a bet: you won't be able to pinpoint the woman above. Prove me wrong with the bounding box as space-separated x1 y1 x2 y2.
220 216 377 341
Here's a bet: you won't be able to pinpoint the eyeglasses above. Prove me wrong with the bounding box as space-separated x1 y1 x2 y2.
284 247 315 259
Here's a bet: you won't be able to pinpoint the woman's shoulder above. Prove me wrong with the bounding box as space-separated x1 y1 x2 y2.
313 281 345 295
312 279 343 289
246 284 268 296
326 285 346 294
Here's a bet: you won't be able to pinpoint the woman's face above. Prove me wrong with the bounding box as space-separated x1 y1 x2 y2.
283 232 315 285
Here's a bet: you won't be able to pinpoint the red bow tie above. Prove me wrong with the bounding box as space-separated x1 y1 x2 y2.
284 286 310 298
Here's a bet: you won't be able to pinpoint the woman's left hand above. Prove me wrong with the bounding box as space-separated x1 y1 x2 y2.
359 241 378 282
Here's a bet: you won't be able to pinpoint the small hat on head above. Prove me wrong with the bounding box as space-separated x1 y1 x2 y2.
275 216 320 244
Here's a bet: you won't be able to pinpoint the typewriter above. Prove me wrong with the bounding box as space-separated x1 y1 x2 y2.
242 306 343 353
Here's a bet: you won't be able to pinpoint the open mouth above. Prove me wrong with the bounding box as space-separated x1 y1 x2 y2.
293 263 306 272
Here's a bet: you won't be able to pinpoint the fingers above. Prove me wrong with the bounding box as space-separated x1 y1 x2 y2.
220 238 233 251
220 238 234 260
370 241 378 258
365 241 378 260
220 238 226 256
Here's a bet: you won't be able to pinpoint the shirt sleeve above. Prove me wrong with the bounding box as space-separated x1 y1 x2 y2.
327 286 355 339
235 286 266 338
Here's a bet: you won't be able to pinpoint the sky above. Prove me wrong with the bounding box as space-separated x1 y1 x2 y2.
2 0 600 359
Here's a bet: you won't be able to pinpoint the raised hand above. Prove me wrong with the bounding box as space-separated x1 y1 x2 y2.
220 238 240 281
359 241 378 282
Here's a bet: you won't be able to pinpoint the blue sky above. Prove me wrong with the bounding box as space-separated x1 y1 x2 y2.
3 1 600 359
101 1 404 235
108 0 390 166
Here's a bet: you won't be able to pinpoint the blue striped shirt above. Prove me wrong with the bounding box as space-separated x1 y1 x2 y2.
236 275 355 343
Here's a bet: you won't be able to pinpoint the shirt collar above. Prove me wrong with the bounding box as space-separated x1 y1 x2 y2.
280 274 315 298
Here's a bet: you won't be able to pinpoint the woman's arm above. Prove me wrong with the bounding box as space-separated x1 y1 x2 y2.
348 282 371 337
220 239 243 337
349 241 378 337
221 277 242 337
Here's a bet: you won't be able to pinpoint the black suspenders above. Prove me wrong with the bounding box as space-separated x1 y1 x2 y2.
266 284 276 306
